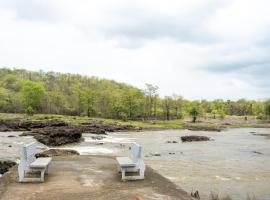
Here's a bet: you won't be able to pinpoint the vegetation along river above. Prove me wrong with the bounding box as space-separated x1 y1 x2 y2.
1 128 270 199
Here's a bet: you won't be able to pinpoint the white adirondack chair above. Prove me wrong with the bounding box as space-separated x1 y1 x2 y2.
18 142 52 182
116 143 145 181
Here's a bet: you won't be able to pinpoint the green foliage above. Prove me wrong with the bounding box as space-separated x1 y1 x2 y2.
0 68 268 120
21 81 45 113
25 106 34 116
211 109 218 119
264 100 270 118
218 110 225 119
189 106 201 123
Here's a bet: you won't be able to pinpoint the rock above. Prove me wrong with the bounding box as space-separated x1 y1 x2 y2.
22 126 82 146
35 149 79 158
181 135 210 142
12 120 141 146
150 153 161 157
0 160 16 175
222 122 232 126
95 143 104 145
80 122 138 133
166 141 178 143
253 151 263 155
191 191 200 199
253 133 270 139
0 119 68 132
8 145 12 148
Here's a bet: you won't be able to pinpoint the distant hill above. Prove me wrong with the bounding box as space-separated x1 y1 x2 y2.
0 67 268 120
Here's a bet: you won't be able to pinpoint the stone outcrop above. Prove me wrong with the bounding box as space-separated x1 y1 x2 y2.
21 126 82 146
35 149 79 158
1 119 139 146
0 120 68 132
181 135 210 142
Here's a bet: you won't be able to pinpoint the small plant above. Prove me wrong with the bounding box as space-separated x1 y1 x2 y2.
256 113 264 120
25 106 34 116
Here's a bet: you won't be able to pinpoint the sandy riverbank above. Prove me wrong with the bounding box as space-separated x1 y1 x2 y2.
0 155 192 200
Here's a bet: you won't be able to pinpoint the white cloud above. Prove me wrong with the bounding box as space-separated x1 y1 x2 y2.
0 0 269 100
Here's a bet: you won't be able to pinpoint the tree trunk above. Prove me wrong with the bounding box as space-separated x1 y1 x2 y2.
192 116 197 123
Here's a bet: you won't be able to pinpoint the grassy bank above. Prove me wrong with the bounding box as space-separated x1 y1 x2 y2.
0 113 184 129
0 113 269 130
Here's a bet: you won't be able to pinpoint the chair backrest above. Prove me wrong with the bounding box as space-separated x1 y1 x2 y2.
129 143 143 163
20 142 37 164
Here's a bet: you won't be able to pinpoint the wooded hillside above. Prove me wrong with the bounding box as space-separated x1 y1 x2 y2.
0 68 269 120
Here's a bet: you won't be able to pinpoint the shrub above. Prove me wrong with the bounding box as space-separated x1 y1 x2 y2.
25 106 34 116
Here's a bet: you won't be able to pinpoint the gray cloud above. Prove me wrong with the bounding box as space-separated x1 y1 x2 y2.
99 1 229 46
0 0 269 99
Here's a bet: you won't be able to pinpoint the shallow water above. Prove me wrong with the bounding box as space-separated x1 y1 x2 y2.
0 132 48 162
1 128 270 199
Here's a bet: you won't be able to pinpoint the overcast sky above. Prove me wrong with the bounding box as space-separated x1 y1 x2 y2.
0 0 269 100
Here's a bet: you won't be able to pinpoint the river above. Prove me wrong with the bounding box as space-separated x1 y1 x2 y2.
1 128 270 199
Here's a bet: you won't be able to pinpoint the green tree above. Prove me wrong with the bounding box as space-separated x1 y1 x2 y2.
172 94 183 119
122 88 144 119
82 89 96 117
162 96 174 120
211 109 218 119
21 81 45 113
218 110 225 119
189 107 200 123
144 84 158 118
264 100 270 119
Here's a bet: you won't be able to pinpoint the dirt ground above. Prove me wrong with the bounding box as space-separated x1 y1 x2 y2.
0 155 192 200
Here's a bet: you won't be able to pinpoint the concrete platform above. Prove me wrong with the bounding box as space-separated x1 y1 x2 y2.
0 155 192 200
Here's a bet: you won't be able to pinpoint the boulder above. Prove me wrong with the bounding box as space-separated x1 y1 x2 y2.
35 149 79 158
181 135 210 142
166 141 178 143
21 126 82 146
0 160 16 175
252 151 263 155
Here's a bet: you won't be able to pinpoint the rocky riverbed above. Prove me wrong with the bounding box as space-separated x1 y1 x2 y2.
0 119 140 146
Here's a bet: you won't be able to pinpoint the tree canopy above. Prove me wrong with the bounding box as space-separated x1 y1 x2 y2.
0 67 269 120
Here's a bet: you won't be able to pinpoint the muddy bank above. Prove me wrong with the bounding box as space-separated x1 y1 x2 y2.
184 123 222 132
0 155 192 200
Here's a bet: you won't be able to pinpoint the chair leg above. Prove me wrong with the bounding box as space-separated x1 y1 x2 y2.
121 169 126 181
139 168 145 179
40 170 45 182
45 166 49 175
